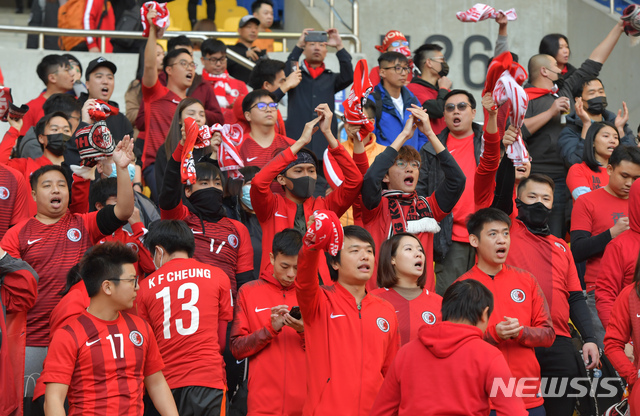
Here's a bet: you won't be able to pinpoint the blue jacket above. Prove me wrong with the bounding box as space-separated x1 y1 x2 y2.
369 84 427 150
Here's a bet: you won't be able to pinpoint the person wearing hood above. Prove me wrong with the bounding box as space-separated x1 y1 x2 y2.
158 123 254 300
230 229 306 416
369 30 412 87
370 279 527 416
559 77 635 168
597 179 640 329
493 171 599 416
456 208 555 414
571 145 640 347
250 104 363 283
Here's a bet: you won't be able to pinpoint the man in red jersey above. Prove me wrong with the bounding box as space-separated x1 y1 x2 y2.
238 90 294 169
137 220 232 414
0 164 30 240
1 137 135 403
456 208 555 415
492 172 599 416
0 246 38 416
571 145 640 347
370 279 527 416
42 243 178 416
296 216 399 416
159 132 253 298
250 104 362 282
230 229 305 415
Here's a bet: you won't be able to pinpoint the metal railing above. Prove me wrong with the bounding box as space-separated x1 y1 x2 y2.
0 25 361 56
308 0 359 42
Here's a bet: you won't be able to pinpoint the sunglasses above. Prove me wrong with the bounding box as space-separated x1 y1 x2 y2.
445 102 471 112
390 40 409 48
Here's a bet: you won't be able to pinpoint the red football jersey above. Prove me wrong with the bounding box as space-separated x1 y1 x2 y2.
371 288 442 345
141 80 180 169
239 134 295 169
98 222 156 276
0 164 30 240
161 203 253 298
137 258 233 390
1 212 105 346
41 311 164 416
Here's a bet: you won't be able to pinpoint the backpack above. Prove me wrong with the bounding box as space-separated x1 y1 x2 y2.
58 0 109 51
111 0 144 50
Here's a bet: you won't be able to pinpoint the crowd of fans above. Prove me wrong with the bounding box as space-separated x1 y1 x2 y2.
4 1 640 415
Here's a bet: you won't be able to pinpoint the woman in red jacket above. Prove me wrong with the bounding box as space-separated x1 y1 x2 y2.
371 233 442 345
604 254 640 415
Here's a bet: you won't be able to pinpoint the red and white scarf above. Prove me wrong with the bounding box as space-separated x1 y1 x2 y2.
456 3 517 22
88 100 119 122
303 209 344 256
342 59 374 142
211 123 244 179
141 1 170 38
382 190 440 236
202 70 232 108
0 87 12 122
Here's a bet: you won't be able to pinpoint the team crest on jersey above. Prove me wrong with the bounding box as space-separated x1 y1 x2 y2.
228 234 239 248
0 187 9 200
126 242 139 253
554 242 566 252
67 228 82 242
511 289 526 303
376 317 390 332
422 311 437 325
129 331 143 346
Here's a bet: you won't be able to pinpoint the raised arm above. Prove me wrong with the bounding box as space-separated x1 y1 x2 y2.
589 21 625 64
142 7 160 89
112 135 136 221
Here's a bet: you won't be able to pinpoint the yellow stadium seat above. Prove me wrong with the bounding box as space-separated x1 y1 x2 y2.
165 0 248 32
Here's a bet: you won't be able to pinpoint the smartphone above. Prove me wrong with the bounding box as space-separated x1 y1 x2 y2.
289 306 301 320
291 61 299 72
305 31 328 43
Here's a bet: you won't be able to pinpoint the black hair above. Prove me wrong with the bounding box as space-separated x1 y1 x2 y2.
583 121 618 172
412 43 443 73
248 59 286 90
200 38 227 56
82 242 138 297
36 54 70 85
242 89 277 113
539 34 570 61
378 51 408 67
466 208 511 238
329 226 375 282
61 53 82 75
609 145 640 169
444 89 477 109
442 279 494 324
168 36 193 52
573 76 605 99
35 111 70 139
240 165 260 184
144 219 196 257
517 173 556 198
272 229 303 257
163 48 192 74
377 232 426 289
42 93 82 117
187 162 225 189
30 164 68 190
251 0 273 14
280 148 319 177
59 263 82 296
90 177 117 211
363 99 376 115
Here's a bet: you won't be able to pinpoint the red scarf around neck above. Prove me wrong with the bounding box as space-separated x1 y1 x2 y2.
305 60 326 79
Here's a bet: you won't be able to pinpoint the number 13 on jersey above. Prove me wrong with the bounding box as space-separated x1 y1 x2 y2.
155 283 200 339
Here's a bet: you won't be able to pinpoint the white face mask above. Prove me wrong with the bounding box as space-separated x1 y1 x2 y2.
153 247 164 270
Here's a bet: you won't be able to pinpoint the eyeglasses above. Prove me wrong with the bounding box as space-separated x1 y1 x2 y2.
204 56 227 64
109 276 139 286
382 66 411 74
445 102 471 112
394 159 420 169
390 40 409 48
250 102 278 111
171 60 197 70
51 66 74 76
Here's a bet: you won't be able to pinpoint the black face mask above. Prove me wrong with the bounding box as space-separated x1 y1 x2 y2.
45 133 71 156
585 96 608 116
187 187 224 222
438 62 449 77
285 176 316 199
516 199 552 236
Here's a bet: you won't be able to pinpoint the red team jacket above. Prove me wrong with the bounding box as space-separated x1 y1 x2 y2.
295 247 400 416
137 258 233 391
0 163 30 240
230 267 306 415
371 287 442 345
370 322 528 416
250 145 363 282
457 265 555 409
41 311 164 416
